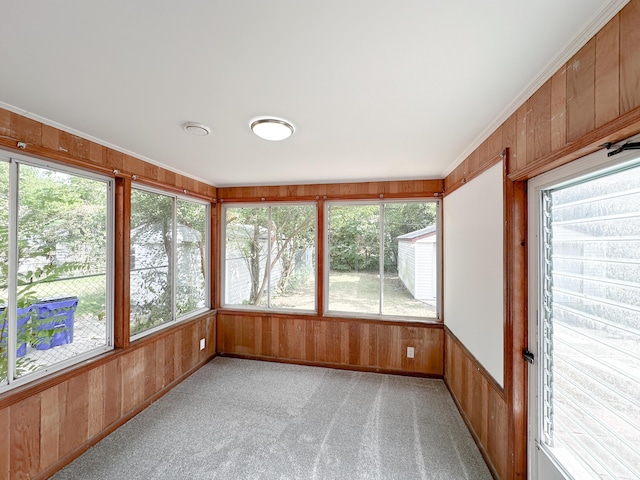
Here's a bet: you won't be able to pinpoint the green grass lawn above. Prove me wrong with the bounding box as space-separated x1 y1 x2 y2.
18 274 106 319
273 270 436 318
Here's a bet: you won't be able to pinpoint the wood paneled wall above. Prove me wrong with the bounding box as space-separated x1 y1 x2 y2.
218 179 444 201
218 312 443 376
0 107 216 200
443 3 640 479
445 329 508 479
0 314 216 480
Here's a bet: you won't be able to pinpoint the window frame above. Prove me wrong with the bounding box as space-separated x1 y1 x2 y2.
323 198 442 322
220 201 318 314
1 150 115 393
129 183 211 341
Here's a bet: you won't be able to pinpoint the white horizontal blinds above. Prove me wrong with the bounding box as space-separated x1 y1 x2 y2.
544 162 640 479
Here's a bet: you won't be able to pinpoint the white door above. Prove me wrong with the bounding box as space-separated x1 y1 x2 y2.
528 141 640 480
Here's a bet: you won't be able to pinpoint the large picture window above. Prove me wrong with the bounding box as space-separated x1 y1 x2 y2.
130 186 209 338
1 153 113 391
223 204 316 311
326 200 439 319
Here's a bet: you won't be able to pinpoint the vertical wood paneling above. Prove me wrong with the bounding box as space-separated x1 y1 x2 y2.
502 113 517 175
0 109 10 138
10 113 42 146
87 366 105 438
444 330 507 480
595 16 620 127
620 1 640 114
143 343 157 400
58 373 89 459
515 105 528 172
41 125 59 151
218 179 443 200
216 313 443 375
105 149 124 172
10 395 41 479
173 329 183 381
163 334 176 386
550 67 568 151
39 386 60 472
155 338 166 390
489 390 509 477
487 128 503 160
103 358 122 427
59 132 90 160
527 80 552 162
567 38 596 142
121 349 143 414
180 322 198 373
89 142 105 166
0 408 8 480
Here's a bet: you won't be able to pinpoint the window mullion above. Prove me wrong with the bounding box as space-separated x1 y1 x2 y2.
379 204 384 315
172 197 177 322
267 206 272 308
6 159 18 383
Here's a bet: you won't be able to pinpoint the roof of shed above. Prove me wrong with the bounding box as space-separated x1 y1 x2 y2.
396 225 436 242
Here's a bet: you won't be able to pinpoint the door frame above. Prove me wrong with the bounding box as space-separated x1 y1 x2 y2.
526 135 640 480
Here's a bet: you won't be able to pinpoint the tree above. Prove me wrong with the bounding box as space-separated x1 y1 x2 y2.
225 205 315 305
327 202 437 272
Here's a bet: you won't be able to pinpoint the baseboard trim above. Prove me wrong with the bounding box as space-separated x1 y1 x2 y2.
219 352 443 379
34 353 217 480
444 377 501 480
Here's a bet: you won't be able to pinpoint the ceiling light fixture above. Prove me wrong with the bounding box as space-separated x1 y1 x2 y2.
250 118 295 141
183 122 211 136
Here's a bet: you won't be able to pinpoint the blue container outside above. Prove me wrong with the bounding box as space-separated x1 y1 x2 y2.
31 296 78 350
0 305 31 357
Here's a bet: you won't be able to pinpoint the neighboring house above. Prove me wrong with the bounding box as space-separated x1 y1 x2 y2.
397 225 437 303
130 222 205 307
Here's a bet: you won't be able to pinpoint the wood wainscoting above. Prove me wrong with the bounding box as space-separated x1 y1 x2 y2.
0 312 217 480
444 327 508 480
217 311 444 376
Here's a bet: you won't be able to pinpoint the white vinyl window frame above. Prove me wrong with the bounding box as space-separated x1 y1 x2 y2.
0 150 115 392
527 134 640 480
130 184 211 341
220 202 318 314
323 198 442 322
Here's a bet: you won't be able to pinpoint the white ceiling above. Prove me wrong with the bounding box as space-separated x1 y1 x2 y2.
0 1 628 187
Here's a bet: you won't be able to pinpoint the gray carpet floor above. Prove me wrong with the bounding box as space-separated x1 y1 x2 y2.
52 357 493 480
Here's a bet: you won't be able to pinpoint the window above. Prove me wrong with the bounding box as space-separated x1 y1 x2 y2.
223 204 316 311
130 186 209 338
326 201 439 319
530 148 640 479
1 153 113 391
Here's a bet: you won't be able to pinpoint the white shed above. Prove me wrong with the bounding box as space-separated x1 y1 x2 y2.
397 225 437 302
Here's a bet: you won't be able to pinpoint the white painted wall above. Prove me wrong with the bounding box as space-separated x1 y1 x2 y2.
444 162 504 386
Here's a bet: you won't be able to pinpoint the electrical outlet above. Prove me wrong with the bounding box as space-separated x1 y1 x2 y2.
407 346 415 359
199 338 205 351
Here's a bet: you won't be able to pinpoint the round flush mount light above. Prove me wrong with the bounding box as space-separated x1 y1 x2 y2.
250 118 295 141
182 122 211 136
